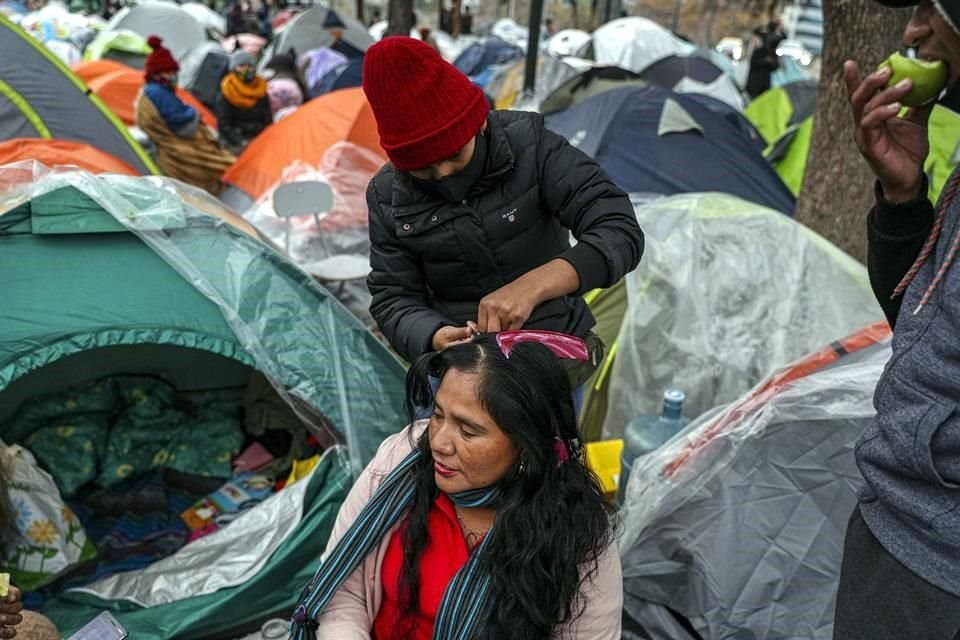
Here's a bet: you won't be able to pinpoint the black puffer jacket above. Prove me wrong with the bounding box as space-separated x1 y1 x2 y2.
367 110 644 363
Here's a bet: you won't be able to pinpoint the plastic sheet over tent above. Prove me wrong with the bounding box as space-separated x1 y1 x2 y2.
0 15 158 175
221 87 385 208
42 447 353 638
0 139 139 175
546 86 796 213
619 323 891 640
602 193 883 439
106 0 207 61
0 165 406 474
239 142 383 326
588 17 695 73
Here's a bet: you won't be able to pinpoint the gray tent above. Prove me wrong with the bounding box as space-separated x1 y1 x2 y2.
0 15 157 175
106 0 207 61
180 41 230 110
619 323 890 640
262 7 372 71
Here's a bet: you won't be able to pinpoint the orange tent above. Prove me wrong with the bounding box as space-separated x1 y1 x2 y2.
223 87 385 200
0 138 140 175
73 60 217 129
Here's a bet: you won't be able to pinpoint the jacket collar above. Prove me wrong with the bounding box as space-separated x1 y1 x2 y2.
390 112 516 209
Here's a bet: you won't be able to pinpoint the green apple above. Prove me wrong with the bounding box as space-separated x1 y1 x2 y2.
878 52 949 107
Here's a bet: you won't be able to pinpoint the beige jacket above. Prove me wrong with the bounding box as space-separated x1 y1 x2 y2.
314 423 623 639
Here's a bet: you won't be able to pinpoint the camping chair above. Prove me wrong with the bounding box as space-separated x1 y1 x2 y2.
272 180 370 295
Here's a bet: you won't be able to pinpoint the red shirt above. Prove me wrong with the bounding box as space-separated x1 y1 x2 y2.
372 493 469 640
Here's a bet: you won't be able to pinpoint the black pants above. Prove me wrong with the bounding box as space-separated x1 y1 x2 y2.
834 506 960 640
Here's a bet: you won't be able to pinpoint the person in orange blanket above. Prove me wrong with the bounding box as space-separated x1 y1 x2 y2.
217 50 272 154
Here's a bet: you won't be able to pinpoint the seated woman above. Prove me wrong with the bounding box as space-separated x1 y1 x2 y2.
136 36 235 195
291 332 621 639
263 49 306 121
218 51 273 154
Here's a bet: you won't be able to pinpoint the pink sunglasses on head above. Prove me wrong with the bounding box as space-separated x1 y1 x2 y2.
495 330 589 361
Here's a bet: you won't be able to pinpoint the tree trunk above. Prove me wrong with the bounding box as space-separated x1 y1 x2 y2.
794 1 911 263
386 0 414 36
703 0 718 47
452 0 462 36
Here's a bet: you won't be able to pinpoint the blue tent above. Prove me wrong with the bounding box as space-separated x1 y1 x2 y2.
453 36 523 82
546 85 795 214
313 55 364 96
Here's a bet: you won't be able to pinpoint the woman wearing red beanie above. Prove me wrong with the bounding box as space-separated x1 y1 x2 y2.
136 36 235 194
363 37 644 390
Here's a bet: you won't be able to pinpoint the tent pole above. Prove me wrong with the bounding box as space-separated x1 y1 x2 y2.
524 0 544 93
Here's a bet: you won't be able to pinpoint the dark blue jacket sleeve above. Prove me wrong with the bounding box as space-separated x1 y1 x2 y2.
144 83 199 131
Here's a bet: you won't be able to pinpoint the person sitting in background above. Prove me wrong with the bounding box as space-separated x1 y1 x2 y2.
263 49 306 120
136 36 235 194
218 51 272 154
142 36 200 139
290 332 621 639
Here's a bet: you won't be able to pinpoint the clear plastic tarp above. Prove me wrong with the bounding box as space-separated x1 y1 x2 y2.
69 448 342 606
603 193 883 438
619 324 891 639
0 164 407 476
238 142 383 328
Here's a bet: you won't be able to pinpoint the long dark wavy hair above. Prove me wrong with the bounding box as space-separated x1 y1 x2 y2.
396 334 616 640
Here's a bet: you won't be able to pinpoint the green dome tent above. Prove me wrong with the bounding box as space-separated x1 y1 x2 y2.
0 15 157 175
83 29 152 69
745 79 960 203
743 80 816 197
0 168 406 636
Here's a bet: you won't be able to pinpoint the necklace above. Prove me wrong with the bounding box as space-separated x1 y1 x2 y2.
455 508 490 549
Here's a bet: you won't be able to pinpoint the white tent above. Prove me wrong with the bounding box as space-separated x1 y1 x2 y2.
181 2 226 37
106 0 207 61
547 28 589 58
589 16 695 73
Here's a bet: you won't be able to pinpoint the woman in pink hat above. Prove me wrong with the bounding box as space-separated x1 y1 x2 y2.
362 37 644 394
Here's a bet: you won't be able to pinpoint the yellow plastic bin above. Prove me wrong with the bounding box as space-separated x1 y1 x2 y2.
585 439 623 501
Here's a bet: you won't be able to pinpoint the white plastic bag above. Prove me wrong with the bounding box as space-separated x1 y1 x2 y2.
2 444 96 590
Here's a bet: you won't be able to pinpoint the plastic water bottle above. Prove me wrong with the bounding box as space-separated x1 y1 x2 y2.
617 389 689 507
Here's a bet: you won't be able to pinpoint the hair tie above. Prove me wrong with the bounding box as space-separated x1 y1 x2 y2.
553 437 570 465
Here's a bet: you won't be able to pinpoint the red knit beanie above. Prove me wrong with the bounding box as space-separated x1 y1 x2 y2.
362 36 489 171
145 36 179 76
